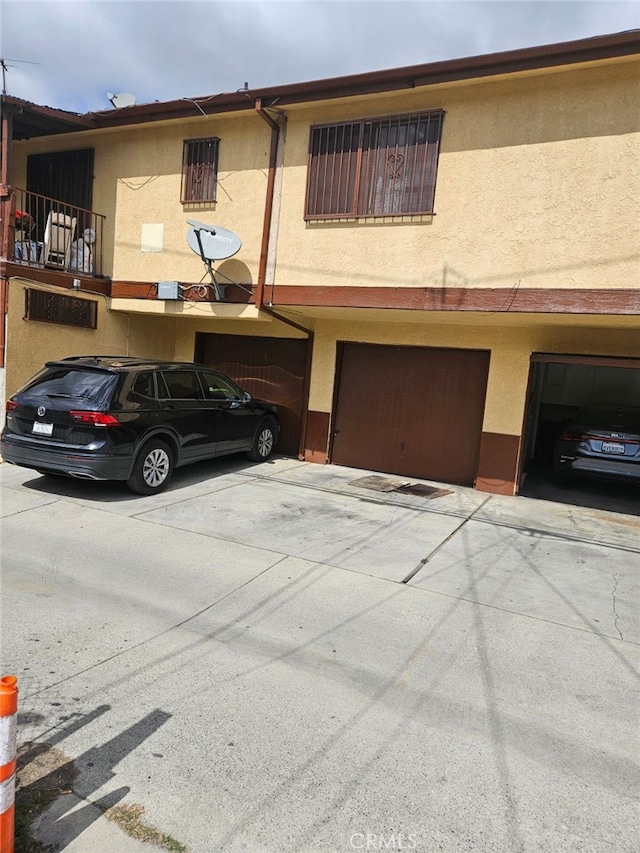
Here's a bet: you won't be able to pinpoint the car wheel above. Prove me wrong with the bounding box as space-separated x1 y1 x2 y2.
127 439 173 495
247 419 277 462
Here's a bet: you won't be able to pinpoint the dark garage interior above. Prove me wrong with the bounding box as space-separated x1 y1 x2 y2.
519 354 640 514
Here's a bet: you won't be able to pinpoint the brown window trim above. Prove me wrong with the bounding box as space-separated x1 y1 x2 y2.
305 109 444 221
24 289 97 329
181 137 220 204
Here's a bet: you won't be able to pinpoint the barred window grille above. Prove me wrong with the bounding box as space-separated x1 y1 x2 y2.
25 289 97 329
305 110 444 220
181 137 220 204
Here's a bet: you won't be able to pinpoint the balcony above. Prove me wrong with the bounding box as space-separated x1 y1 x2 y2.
2 187 106 279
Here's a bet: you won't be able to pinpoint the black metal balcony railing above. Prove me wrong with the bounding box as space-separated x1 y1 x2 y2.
9 188 106 278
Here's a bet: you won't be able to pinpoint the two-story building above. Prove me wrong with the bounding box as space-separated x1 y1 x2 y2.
1 30 639 495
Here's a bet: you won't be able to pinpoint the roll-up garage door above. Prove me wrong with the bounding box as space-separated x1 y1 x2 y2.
196 333 308 457
331 343 490 485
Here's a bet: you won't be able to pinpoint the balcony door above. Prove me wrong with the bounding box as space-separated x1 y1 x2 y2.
26 149 94 238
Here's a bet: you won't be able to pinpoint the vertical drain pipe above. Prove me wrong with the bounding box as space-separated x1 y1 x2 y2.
254 99 313 460
255 98 281 311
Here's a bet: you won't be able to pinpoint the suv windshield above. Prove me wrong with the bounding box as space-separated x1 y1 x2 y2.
18 368 118 410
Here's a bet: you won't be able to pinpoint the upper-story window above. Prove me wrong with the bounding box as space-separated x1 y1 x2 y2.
305 110 444 220
181 137 220 204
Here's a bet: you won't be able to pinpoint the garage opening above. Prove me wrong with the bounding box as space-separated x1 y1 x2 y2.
330 342 490 486
195 333 309 457
520 353 640 503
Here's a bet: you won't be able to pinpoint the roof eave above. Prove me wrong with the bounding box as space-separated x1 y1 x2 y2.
87 29 640 128
8 29 640 136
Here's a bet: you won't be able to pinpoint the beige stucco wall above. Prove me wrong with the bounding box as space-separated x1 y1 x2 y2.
10 112 272 283
306 317 640 435
4 279 176 395
277 59 640 291
10 58 639 294
5 56 639 456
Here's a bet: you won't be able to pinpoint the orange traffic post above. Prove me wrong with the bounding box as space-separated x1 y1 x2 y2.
0 676 17 853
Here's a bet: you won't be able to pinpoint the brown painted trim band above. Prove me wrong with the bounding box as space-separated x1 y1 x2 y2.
109 280 254 302
269 285 640 315
81 278 640 316
1 263 110 295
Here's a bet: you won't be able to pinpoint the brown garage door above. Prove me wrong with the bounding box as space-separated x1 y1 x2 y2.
331 343 490 486
196 333 308 457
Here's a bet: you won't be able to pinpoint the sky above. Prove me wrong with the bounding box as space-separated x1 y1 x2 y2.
1 0 639 114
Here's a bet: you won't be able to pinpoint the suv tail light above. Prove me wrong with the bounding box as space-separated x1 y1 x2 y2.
70 411 121 427
5 400 18 413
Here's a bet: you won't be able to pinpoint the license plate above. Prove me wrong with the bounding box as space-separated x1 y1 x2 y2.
32 421 53 436
602 441 624 454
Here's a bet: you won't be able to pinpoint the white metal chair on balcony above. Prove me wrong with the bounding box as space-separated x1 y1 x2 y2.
43 212 77 269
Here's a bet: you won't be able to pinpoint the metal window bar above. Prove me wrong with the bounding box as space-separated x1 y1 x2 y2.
306 123 361 218
25 288 98 329
181 137 219 204
305 110 443 220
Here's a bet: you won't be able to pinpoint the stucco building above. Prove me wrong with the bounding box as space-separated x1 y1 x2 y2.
1 30 639 495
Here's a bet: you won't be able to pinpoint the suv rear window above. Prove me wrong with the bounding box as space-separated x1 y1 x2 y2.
18 368 117 410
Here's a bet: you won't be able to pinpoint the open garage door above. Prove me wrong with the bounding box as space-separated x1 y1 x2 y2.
331 343 490 486
195 333 309 457
521 353 640 498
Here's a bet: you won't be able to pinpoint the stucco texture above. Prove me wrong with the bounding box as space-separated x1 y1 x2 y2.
4 281 176 395
11 112 272 284
277 60 640 292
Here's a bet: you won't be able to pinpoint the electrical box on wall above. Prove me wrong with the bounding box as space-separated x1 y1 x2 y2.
157 281 182 300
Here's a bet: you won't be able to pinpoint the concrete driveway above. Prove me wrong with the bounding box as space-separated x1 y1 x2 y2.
1 456 638 853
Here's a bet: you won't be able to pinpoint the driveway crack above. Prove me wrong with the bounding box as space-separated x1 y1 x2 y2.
612 570 624 641
401 495 493 583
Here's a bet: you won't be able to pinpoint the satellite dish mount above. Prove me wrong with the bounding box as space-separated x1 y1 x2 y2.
186 220 250 302
107 91 137 108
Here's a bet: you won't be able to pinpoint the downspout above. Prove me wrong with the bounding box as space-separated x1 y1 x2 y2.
254 97 281 311
0 108 13 370
0 108 13 260
254 98 314 461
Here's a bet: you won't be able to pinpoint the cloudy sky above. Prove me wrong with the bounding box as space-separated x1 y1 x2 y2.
1 1 639 113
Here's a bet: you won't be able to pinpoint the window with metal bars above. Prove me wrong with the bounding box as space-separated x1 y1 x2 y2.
305 110 444 220
181 137 220 204
25 289 97 329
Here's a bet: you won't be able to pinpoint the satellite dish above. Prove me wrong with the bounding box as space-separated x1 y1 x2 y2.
107 91 137 108
186 220 242 261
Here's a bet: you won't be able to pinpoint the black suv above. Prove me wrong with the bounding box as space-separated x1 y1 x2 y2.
1 356 279 494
